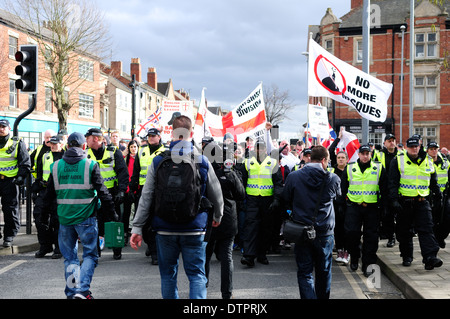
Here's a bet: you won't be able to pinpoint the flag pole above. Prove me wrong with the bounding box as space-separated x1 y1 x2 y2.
304 32 313 147
362 0 370 145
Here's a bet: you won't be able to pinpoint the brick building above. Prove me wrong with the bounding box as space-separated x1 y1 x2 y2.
0 8 103 149
312 0 450 147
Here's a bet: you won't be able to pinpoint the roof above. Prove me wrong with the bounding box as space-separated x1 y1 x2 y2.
339 0 450 29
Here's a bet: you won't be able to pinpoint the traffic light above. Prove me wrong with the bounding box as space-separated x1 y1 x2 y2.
14 44 38 94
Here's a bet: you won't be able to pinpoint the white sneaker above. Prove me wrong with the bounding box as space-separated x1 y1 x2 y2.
341 251 350 265
335 249 344 263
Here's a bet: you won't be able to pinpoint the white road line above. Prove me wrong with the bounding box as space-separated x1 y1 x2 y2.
0 260 27 275
338 264 369 299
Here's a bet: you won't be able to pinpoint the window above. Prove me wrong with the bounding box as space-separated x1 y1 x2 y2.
414 127 437 146
369 133 383 146
325 39 333 53
357 40 363 63
9 80 17 108
415 33 437 58
79 59 94 81
79 93 94 118
9 36 17 58
414 76 437 106
45 87 53 112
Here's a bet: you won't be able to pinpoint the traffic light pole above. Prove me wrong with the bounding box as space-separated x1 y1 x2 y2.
13 94 36 137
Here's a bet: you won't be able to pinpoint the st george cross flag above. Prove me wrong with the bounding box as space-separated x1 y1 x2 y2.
136 105 161 138
193 83 267 144
307 38 393 123
336 130 361 163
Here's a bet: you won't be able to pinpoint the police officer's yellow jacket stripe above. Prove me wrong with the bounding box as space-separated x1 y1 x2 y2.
347 161 382 203
245 156 277 196
397 153 435 197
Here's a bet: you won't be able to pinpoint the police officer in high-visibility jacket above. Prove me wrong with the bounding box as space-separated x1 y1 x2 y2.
0 119 31 247
426 141 450 248
129 127 165 264
240 140 283 267
341 144 387 277
34 135 64 258
388 136 443 270
40 132 116 299
85 128 129 260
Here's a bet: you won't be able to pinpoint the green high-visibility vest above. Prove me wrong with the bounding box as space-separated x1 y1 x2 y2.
397 153 435 197
138 144 165 185
245 156 277 196
0 137 19 177
52 158 98 225
87 146 117 189
433 153 449 192
347 161 382 203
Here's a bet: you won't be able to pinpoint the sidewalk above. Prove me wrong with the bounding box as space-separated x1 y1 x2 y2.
1 231 450 299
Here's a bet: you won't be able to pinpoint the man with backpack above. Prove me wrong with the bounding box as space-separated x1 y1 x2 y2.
130 115 224 299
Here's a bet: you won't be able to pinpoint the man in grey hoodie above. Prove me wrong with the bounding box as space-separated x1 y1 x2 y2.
282 145 341 299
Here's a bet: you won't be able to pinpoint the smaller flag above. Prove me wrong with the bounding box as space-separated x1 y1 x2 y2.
336 130 360 163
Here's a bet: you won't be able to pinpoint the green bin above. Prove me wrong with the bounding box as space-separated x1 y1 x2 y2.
104 221 125 248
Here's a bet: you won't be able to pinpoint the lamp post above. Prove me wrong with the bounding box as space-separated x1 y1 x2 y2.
400 25 406 143
409 0 414 136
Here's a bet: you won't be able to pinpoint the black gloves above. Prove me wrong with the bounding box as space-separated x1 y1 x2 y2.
114 191 125 205
391 201 403 214
269 199 280 213
13 176 24 186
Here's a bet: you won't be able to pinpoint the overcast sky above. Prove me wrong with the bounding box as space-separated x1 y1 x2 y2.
97 0 351 140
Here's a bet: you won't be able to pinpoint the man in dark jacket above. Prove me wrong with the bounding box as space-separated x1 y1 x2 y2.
204 141 246 299
282 145 341 299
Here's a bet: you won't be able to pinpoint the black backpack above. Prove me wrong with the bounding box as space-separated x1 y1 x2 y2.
154 151 202 223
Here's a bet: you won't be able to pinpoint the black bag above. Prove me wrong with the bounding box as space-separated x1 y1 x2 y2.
283 172 329 243
154 151 202 224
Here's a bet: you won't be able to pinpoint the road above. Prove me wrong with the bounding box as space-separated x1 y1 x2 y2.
0 242 404 300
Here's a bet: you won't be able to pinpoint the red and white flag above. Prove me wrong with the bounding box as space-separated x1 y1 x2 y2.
193 83 267 144
336 130 361 163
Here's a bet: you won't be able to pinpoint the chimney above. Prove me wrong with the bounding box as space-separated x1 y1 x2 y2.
130 58 141 82
147 67 157 91
111 61 122 77
351 0 363 9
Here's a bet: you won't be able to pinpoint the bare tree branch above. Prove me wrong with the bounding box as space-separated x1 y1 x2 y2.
263 84 295 126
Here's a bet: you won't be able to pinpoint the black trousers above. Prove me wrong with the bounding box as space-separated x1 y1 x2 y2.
432 197 450 245
396 198 440 262
344 202 379 266
0 178 20 241
242 195 274 259
33 191 59 250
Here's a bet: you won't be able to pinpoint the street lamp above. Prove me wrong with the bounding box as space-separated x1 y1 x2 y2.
400 25 406 143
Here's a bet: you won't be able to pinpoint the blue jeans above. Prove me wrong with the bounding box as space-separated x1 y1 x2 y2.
294 234 334 299
58 217 98 298
155 233 207 299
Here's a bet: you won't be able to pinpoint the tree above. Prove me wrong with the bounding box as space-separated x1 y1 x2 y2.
263 84 295 126
1 0 112 130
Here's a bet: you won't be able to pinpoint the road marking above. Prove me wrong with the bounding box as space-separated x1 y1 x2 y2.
338 264 368 299
0 260 27 275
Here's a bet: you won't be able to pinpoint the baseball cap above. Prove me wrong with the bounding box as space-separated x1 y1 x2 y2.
384 133 396 141
406 137 420 147
147 128 160 136
0 119 10 127
359 145 371 153
49 136 61 144
67 132 86 147
255 140 266 148
85 128 103 137
427 141 439 149
303 148 312 155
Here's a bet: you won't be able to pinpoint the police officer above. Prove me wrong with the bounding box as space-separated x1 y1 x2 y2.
240 140 283 267
129 127 165 264
388 136 443 270
34 136 65 258
341 145 387 276
426 141 450 248
374 133 399 247
85 128 129 260
0 119 31 247
30 129 55 179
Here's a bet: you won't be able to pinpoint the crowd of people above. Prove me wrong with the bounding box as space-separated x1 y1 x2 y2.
1 116 450 300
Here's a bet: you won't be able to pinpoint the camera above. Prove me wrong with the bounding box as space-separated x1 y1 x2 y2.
306 227 316 240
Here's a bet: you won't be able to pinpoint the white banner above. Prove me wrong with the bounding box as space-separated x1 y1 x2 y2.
308 104 329 139
307 38 392 122
160 100 194 142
